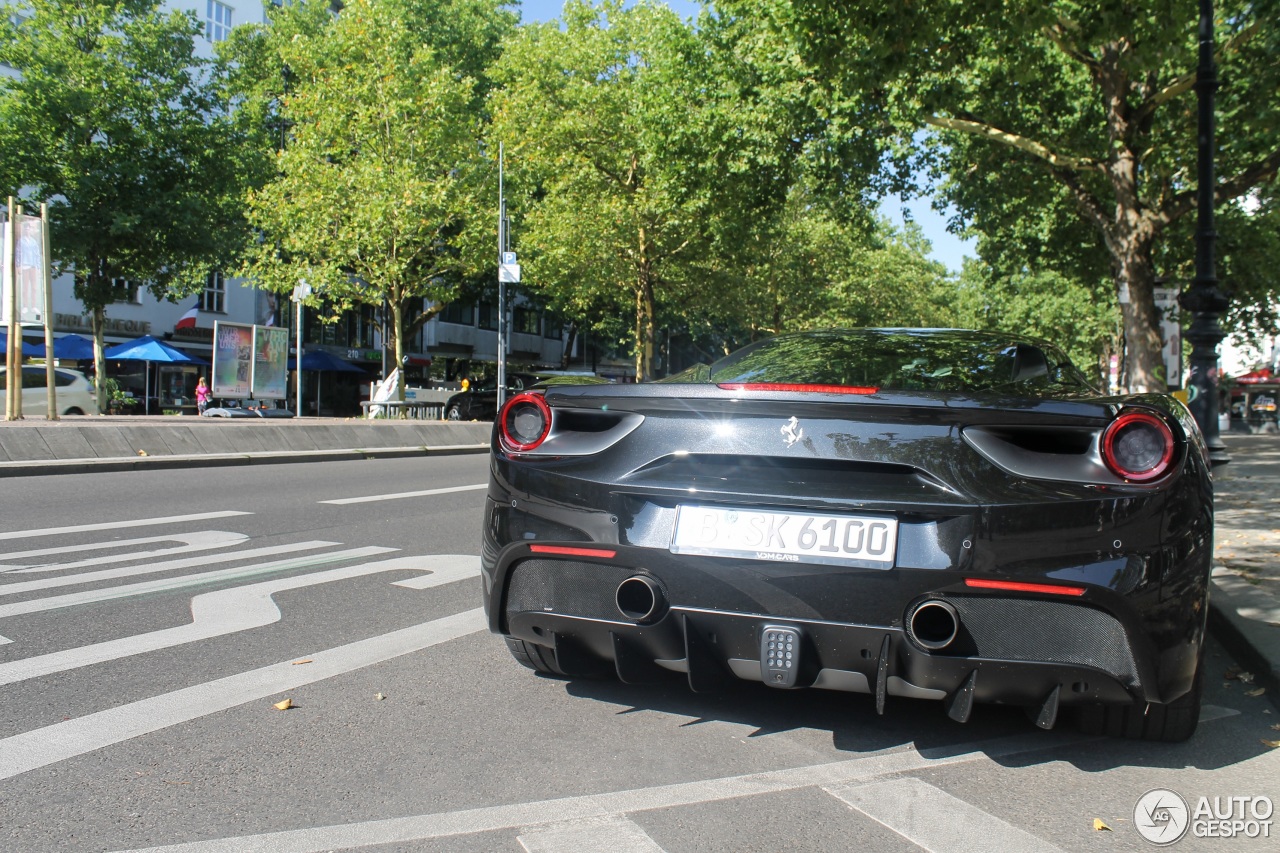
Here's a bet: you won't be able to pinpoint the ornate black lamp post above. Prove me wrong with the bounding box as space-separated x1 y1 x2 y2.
1179 0 1231 465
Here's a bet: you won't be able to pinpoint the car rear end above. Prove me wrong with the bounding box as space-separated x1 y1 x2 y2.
480 331 1212 740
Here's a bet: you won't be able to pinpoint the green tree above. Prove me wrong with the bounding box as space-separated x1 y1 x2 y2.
721 0 1280 391
240 0 514 392
492 1 873 379
952 264 1121 388
0 0 251 408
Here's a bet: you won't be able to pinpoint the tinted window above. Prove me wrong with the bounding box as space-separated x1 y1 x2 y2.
687 330 1091 393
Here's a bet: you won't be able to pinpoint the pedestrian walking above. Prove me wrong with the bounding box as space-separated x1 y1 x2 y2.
195 376 211 415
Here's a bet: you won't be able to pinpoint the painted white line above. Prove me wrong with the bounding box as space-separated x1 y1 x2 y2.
319 483 487 505
0 556 480 686
113 731 1105 853
0 634 10 645
0 531 249 573
519 816 666 853
0 546 395 619
0 511 252 541
825 777 1065 853
0 540 345 599
0 608 486 782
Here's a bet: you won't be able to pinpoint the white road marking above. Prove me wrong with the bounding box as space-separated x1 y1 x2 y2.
0 608 486 782
0 511 252 541
825 777 1065 853
319 483 487 505
0 531 249 573
519 816 666 853
0 634 10 645
0 546 394 619
0 555 480 686
111 731 1107 853
0 540 345 599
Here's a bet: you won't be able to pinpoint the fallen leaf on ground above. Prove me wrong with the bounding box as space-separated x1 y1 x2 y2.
1246 687 1266 697
291 659 313 666
273 698 293 711
1262 739 1280 749
1093 818 1112 832
1270 723 1280 731
374 692 386 701
137 450 147 456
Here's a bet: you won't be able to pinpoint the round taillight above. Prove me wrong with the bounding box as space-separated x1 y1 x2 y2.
499 392 552 453
1101 410 1175 482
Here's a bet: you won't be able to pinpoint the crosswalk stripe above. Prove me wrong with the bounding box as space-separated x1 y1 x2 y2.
0 608 486 782
0 555 480 686
0 545 394 619
0 530 249 572
0 511 252 541
318 482 487 505
110 731 1105 853
825 777 1065 853
519 816 666 853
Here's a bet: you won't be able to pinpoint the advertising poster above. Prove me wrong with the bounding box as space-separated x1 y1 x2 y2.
212 321 254 398
1 214 46 325
252 325 289 400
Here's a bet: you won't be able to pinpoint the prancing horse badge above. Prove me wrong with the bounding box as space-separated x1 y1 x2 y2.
781 416 803 448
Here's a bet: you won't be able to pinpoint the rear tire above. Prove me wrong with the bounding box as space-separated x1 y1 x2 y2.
1075 664 1203 743
504 637 567 677
446 404 463 421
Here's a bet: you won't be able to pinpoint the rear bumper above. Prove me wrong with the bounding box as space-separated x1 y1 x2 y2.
482 528 1205 714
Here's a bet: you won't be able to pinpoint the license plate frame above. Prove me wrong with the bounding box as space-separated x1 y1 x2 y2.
670 504 898 569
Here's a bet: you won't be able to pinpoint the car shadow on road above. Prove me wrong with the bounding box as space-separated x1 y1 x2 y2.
559 668 1274 775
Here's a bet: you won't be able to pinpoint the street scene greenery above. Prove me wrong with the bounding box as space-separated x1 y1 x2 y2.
2 0 1278 392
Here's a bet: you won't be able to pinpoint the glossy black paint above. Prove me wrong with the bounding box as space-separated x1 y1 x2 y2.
479 330 1213 728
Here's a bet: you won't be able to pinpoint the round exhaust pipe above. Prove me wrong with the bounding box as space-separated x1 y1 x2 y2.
907 600 960 651
616 575 667 624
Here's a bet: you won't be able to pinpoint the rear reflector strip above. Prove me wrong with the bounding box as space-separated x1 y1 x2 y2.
964 578 1086 596
717 383 879 394
529 544 617 559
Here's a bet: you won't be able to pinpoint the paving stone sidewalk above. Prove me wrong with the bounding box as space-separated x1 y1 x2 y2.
1210 433 1280 701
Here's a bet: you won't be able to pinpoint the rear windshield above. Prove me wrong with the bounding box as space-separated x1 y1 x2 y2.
667 330 1092 394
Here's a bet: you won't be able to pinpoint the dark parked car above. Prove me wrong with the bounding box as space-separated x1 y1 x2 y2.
481 328 1213 742
444 373 544 421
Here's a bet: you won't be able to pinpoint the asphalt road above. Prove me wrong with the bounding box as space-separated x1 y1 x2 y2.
1 456 1277 852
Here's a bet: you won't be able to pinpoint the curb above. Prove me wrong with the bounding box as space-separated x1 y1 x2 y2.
0 443 490 477
1208 570 1280 709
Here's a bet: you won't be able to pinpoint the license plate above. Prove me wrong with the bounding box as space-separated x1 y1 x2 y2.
671 504 898 569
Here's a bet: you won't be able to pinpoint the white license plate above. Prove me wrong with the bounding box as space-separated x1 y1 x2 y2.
671 504 898 568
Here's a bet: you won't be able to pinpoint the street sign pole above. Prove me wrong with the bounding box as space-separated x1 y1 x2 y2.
292 280 311 417
497 143 507 414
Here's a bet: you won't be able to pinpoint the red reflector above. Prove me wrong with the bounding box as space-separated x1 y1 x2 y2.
529 544 617 559
717 383 879 394
964 578 1086 596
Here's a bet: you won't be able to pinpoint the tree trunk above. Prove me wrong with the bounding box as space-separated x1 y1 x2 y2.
391 297 405 407
634 227 656 381
1114 238 1165 393
91 303 107 413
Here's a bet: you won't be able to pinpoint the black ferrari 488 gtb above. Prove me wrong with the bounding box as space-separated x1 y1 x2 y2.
480 329 1213 741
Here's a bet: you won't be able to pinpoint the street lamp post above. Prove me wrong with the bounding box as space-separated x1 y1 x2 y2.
1178 0 1230 465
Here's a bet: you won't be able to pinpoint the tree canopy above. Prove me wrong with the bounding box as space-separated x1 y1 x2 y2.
0 0 251 407
237 0 516 383
722 0 1280 391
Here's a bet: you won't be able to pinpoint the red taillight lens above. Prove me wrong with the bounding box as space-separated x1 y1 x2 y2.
499 392 552 453
964 578 1086 596
1101 410 1175 482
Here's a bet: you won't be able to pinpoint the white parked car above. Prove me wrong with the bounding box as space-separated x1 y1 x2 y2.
0 365 97 416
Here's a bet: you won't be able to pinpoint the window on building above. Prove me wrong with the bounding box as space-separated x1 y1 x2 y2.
110 278 141 305
439 301 474 326
201 271 226 313
477 301 499 331
514 307 540 336
206 1 232 43
544 313 564 340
